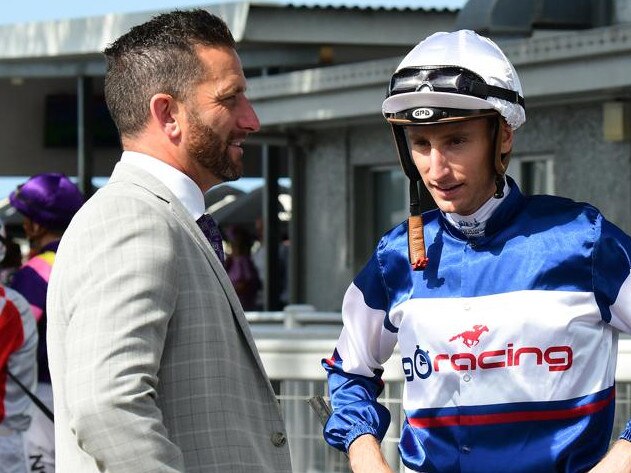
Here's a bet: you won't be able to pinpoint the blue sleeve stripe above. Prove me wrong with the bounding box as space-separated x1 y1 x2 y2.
353 252 389 311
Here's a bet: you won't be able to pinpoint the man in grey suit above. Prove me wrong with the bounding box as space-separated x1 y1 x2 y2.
47 10 292 473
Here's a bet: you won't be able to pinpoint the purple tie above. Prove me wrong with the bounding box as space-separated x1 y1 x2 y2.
196 214 225 264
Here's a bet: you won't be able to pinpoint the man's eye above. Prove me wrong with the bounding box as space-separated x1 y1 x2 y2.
411 139 430 148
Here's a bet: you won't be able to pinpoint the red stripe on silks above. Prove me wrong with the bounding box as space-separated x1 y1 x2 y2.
325 357 336 367
408 391 615 429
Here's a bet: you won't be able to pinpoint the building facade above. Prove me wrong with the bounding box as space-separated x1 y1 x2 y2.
2 1 631 310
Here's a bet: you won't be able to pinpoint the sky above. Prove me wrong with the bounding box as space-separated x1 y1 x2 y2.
0 0 466 25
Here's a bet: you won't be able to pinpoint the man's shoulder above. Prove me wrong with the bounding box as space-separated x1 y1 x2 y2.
525 193 600 218
95 175 161 200
56 182 177 268
76 179 171 221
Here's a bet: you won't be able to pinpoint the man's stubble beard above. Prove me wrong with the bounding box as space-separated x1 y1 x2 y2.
186 109 243 182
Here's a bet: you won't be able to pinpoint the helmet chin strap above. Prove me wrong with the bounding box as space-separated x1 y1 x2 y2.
408 181 429 270
492 115 507 199
494 175 505 199
390 124 428 270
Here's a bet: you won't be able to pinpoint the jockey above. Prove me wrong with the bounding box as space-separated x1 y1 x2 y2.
322 30 631 472
8 173 84 473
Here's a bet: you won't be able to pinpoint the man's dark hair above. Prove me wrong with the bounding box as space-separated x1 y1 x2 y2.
104 9 236 137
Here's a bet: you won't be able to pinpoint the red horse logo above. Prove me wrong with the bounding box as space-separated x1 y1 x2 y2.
449 324 489 348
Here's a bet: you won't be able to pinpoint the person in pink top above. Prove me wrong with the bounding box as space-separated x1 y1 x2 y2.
8 173 83 473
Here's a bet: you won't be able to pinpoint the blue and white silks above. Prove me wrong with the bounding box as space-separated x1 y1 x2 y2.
323 178 631 472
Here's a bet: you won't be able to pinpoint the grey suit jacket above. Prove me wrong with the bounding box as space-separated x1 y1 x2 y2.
47 162 292 472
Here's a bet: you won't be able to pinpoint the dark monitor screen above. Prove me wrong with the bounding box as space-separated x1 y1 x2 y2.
44 94 120 148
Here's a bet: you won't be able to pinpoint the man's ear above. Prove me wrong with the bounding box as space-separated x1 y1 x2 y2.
500 120 513 155
149 93 182 140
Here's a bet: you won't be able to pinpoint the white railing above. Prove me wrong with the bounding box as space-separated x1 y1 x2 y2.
249 307 631 473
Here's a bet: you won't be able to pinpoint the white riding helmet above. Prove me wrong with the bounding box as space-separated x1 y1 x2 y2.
383 30 526 270
383 29 525 129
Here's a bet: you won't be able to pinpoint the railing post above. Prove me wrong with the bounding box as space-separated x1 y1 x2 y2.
283 304 315 329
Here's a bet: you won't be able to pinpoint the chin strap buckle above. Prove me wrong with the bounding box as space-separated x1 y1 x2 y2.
412 257 429 270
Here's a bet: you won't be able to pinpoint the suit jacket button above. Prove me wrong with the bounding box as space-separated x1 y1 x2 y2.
271 431 287 447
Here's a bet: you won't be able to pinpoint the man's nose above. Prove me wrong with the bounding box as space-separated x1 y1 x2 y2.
427 147 450 179
239 98 261 132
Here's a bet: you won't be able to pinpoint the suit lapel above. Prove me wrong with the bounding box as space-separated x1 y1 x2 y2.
108 162 272 383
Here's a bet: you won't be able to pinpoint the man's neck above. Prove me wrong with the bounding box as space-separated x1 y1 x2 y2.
444 181 511 238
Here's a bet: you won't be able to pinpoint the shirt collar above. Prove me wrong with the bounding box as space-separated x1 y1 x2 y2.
441 176 524 241
444 179 510 238
120 151 206 219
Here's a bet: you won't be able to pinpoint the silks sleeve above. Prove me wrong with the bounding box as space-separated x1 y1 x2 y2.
594 216 631 331
322 247 398 452
592 216 631 442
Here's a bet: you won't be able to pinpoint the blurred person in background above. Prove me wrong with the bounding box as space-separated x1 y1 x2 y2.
0 218 38 473
225 224 260 311
252 216 289 309
0 225 23 286
8 173 84 473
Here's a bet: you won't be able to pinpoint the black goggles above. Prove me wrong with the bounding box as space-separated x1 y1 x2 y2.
387 66 525 109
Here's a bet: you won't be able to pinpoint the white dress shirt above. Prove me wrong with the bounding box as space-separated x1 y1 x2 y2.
120 151 205 219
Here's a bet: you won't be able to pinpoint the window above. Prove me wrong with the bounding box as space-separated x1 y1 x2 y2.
510 154 555 195
353 165 438 271
372 166 409 238
353 165 408 271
